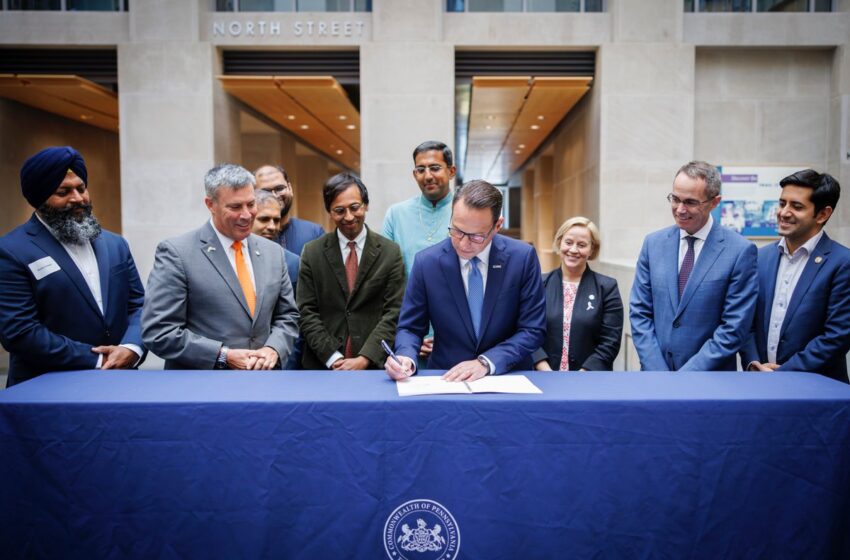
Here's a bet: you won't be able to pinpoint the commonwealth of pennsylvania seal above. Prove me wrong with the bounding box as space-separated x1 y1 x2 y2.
384 499 460 560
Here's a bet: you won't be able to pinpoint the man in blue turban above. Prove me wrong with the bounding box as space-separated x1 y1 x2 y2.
0 146 147 387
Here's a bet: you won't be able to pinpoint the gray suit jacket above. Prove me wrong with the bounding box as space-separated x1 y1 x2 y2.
141 222 299 369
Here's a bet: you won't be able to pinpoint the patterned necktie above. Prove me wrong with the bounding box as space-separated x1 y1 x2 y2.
467 256 484 339
678 236 696 298
344 241 358 358
231 241 255 317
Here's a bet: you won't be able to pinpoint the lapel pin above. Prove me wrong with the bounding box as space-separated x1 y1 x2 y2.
492 264 502 269
206 246 216 253
589 294 595 300
586 301 594 311
255 250 260 256
815 256 823 264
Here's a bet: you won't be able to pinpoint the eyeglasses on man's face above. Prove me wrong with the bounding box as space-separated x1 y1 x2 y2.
667 193 713 209
448 224 495 245
414 164 446 176
262 184 291 195
331 202 365 217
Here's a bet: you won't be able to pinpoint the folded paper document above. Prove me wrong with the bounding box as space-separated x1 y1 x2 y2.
396 374 542 397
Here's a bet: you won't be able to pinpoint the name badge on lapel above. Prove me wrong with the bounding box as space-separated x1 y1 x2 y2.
28 256 60 280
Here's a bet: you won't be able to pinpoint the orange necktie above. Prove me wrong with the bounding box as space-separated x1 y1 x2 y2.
232 241 256 317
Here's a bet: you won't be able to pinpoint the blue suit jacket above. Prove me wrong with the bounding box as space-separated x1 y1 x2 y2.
283 249 303 370
0 214 146 386
630 220 757 371
741 233 850 382
395 235 546 374
279 217 325 256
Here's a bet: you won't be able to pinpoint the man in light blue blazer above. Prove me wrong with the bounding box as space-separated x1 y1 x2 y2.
385 180 546 382
741 170 850 383
630 161 757 371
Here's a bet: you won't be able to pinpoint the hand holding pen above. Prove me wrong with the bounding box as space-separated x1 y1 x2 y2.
381 340 414 380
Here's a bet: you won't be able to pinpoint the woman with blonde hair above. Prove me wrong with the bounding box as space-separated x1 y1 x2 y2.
533 217 623 371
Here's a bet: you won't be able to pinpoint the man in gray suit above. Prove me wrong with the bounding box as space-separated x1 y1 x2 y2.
142 164 299 370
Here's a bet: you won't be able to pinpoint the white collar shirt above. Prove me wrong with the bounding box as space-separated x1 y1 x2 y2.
337 226 368 266
678 214 714 271
766 230 824 364
458 241 493 297
210 219 255 289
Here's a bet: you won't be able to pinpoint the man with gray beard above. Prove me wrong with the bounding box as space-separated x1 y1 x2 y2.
0 146 146 387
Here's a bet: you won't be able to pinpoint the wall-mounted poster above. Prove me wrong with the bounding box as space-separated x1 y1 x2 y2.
711 166 803 238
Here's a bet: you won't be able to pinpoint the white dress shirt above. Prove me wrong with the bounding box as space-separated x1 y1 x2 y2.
765 230 824 364
325 227 369 368
678 215 714 271
337 225 367 266
210 220 256 290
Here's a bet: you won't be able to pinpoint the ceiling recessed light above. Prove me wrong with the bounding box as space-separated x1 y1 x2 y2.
518 144 526 149
530 124 540 130
346 124 356 130
300 124 309 130
514 149 521 154
338 115 347 120
537 115 545 120
335 149 343 155
287 115 296 120
80 114 93 120
485 125 492 130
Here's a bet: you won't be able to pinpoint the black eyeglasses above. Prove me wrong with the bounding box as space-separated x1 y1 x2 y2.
262 184 291 195
331 203 365 217
667 193 713 209
447 224 495 244
414 165 446 176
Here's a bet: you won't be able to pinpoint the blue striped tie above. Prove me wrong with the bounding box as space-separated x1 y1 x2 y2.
467 256 484 339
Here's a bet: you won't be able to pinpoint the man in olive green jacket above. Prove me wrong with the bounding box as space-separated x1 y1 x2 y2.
297 172 405 370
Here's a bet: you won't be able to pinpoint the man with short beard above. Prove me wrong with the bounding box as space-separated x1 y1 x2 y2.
254 164 324 256
0 146 146 387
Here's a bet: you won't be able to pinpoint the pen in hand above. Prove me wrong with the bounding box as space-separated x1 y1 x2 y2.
381 340 410 377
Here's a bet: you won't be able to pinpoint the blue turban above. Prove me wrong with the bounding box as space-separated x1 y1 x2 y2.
20 146 88 208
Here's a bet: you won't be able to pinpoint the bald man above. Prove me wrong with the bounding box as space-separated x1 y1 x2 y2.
0 146 146 387
254 164 324 256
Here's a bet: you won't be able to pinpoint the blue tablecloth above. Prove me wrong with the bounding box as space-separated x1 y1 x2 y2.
2 370 850 559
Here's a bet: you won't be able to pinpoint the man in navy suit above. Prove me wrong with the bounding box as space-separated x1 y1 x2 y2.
385 180 545 382
0 146 146 387
254 164 324 256
741 170 850 382
630 161 757 371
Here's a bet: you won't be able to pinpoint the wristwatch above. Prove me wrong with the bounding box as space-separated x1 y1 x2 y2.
215 346 230 370
477 355 492 376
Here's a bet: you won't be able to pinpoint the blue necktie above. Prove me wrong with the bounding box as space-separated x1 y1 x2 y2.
467 256 483 339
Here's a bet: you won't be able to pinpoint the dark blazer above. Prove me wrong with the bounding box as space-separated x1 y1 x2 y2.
0 214 146 387
297 228 405 369
741 233 850 383
532 266 623 371
630 220 757 371
395 234 546 374
280 217 325 256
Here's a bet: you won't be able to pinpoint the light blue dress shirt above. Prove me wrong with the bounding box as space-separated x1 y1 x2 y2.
381 192 453 278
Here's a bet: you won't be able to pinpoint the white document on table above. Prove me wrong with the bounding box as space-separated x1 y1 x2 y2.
396 374 542 397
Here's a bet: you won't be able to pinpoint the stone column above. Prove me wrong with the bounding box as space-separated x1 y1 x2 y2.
119 0 238 281
829 33 850 248
360 0 454 230
598 0 694 264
